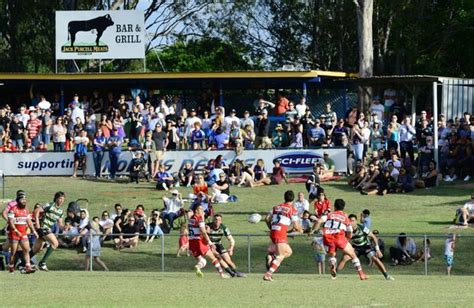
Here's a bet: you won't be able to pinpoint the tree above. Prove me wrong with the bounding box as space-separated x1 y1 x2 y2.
147 37 261 72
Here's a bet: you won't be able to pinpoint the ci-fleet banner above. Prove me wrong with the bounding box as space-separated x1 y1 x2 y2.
0 148 347 176
56 10 145 60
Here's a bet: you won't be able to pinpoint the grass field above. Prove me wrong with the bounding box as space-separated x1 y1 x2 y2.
0 176 473 306
1 272 473 307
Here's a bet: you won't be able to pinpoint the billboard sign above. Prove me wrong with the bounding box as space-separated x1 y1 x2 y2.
55 10 145 60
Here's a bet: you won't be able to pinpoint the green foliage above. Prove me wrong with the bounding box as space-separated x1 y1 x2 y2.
149 37 262 72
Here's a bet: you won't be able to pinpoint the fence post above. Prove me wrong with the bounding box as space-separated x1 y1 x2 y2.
161 234 165 272
247 235 251 273
423 235 428 276
89 231 93 271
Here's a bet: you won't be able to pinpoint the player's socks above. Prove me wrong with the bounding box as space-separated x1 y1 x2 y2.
40 246 54 263
351 258 362 272
382 272 388 279
265 254 275 271
212 259 223 273
29 249 36 259
266 256 283 276
224 267 236 277
329 257 337 279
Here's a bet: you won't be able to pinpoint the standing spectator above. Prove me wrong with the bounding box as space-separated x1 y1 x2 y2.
322 103 337 128
9 115 25 150
26 112 42 150
151 124 168 175
52 117 66 152
295 96 308 119
389 98 407 122
224 109 240 134
98 114 113 139
190 122 206 150
72 130 89 178
386 115 400 151
107 128 122 180
84 114 96 141
288 120 303 148
242 124 256 149
129 106 143 142
370 122 384 151
40 109 53 147
162 190 184 232
350 123 364 162
111 110 125 140
333 119 349 146
285 102 298 121
254 94 275 114
71 98 85 125
272 123 288 148
275 92 289 115
255 110 271 149
84 221 109 271
369 96 384 123
18 105 30 127
93 129 106 178
444 234 456 276
213 127 229 150
399 116 416 162
185 108 202 142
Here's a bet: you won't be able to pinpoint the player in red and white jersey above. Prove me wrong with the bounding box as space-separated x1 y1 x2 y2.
2 190 25 221
188 204 229 278
7 192 37 274
314 198 367 280
263 190 302 281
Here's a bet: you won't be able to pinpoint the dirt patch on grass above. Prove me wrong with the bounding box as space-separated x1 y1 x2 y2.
453 182 474 189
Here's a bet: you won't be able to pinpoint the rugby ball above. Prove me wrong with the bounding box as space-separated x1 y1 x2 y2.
248 213 262 224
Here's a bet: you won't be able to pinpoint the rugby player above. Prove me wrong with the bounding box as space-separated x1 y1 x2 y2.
337 214 394 280
313 199 368 280
263 190 303 281
30 191 65 271
188 204 229 278
7 192 37 273
2 190 25 221
207 214 246 278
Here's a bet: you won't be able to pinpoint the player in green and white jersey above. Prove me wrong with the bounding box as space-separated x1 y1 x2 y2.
338 214 394 280
31 191 66 271
206 214 246 278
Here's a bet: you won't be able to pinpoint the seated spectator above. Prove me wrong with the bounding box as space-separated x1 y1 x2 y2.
272 123 288 148
155 164 175 190
361 169 395 196
301 210 312 233
145 209 164 242
390 233 417 265
250 159 272 187
190 192 211 216
360 209 372 229
211 173 230 203
321 152 335 178
228 159 253 186
133 206 147 236
293 192 310 218
395 167 414 193
313 192 331 218
356 163 379 193
113 209 131 248
453 193 474 226
415 160 438 189
58 222 80 248
270 160 288 185
129 151 147 183
98 211 114 241
348 165 367 188
193 174 209 195
208 162 224 185
161 190 184 232
110 203 122 220
118 216 140 249
177 162 194 187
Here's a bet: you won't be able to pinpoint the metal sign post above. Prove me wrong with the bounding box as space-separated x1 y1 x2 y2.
0 170 4 201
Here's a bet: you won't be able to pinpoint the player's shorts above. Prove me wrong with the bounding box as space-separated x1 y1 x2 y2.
314 253 326 263
214 243 228 255
444 255 454 267
354 244 376 259
323 235 348 254
189 240 210 258
8 231 28 242
271 236 288 244
37 228 52 239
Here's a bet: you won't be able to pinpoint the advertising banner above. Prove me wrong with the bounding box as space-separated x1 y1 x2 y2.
0 148 347 176
55 10 145 60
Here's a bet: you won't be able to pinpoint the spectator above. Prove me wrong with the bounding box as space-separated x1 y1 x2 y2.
395 167 414 193
285 101 298 121
444 234 456 276
250 159 272 187
190 122 206 150
275 92 289 115
228 160 253 186
212 172 230 203
152 123 168 175
98 211 114 241
107 128 122 180
357 163 379 193
9 115 25 150
155 164 175 190
71 98 85 125
288 119 303 148
212 127 229 150
454 193 474 226
255 110 271 149
369 96 384 122
177 162 194 187
162 190 184 232
176 222 190 257
193 174 209 195
415 160 437 189
26 112 42 150
313 192 331 218
92 129 106 178
322 103 337 128
242 124 256 149
390 233 416 265
386 115 400 151
271 123 288 148
254 94 275 114
118 216 140 249
372 229 385 257
40 109 53 147
72 130 89 178
110 203 123 221
229 121 243 153
350 123 364 162
294 192 310 218
270 160 288 185
333 119 349 146
129 105 143 142
360 209 372 229
224 109 240 133
307 120 325 147
295 96 308 118
98 114 113 139
145 210 164 242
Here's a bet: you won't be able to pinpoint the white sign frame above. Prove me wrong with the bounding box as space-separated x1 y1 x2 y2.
55 10 145 60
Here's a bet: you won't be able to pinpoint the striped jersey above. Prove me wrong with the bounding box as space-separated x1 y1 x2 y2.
207 223 231 244
40 203 63 230
350 224 370 246
188 214 205 241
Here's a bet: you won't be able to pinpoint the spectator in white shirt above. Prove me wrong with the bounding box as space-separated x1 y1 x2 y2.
241 110 254 130
71 101 85 125
293 192 309 218
185 108 202 139
295 96 308 119
399 116 417 161
162 190 184 231
224 109 240 133
369 96 385 123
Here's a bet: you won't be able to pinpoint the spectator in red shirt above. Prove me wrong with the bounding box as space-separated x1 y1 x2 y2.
313 192 331 218
275 92 289 116
0 138 17 152
27 112 42 150
270 160 288 184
